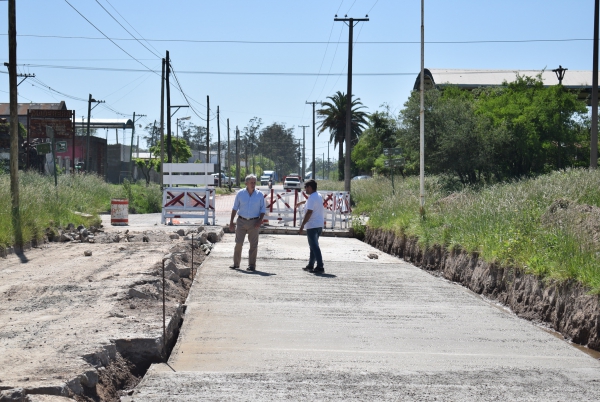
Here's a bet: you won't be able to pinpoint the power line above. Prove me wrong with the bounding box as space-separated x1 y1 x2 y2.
103 0 163 56
93 0 162 59
3 33 593 44
17 63 420 75
62 0 158 76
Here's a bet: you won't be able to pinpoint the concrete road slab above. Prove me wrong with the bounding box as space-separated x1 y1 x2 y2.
129 234 600 401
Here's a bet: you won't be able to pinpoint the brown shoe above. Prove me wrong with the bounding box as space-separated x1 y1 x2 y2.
246 266 256 271
229 265 239 269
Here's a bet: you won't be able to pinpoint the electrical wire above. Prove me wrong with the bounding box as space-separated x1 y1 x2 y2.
103 0 163 56
18 63 420 75
4 33 592 45
63 0 158 76
94 0 162 59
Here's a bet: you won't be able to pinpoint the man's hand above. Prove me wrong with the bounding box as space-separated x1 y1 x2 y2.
229 222 235 232
296 201 306 207
299 226 304 235
254 219 262 229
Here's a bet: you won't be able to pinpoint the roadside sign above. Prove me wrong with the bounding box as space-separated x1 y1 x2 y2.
35 143 52 155
383 148 402 157
384 157 405 168
56 141 67 153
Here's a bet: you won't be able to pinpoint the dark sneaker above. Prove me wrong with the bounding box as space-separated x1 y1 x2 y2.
303 265 314 271
229 265 239 269
311 267 325 274
246 266 256 271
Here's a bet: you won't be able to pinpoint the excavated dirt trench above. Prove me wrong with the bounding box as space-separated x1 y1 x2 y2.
0 225 223 402
363 227 600 353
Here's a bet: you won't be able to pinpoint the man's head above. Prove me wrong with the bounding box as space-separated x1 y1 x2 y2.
304 179 317 193
245 174 257 189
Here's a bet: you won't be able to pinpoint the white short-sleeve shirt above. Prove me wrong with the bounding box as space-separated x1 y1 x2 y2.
304 191 324 229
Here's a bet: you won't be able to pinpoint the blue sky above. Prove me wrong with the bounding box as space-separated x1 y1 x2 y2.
0 0 595 161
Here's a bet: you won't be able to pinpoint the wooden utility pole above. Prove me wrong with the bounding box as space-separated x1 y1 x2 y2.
206 96 210 164
8 0 22 250
592 0 599 168
160 58 165 187
334 15 368 192
305 102 320 178
236 126 240 185
217 106 221 186
298 125 308 180
227 118 231 190
166 51 172 163
129 112 146 178
419 0 425 214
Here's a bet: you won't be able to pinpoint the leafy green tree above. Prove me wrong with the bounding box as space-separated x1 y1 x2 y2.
317 91 369 181
257 122 300 176
352 106 398 175
150 138 192 164
475 74 588 177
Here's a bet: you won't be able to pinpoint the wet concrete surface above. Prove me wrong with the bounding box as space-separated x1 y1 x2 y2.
126 234 600 401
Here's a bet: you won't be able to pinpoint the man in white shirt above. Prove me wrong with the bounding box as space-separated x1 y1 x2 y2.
229 174 266 271
298 179 325 274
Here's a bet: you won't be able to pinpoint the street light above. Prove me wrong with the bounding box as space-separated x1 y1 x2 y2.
552 65 568 85
176 116 191 162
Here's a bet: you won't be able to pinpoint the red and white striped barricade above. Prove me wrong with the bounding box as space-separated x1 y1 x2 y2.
262 189 300 226
334 191 352 228
161 187 215 225
296 190 351 229
161 163 215 225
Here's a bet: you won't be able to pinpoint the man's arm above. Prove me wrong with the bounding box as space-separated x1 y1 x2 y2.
299 209 313 235
229 209 237 232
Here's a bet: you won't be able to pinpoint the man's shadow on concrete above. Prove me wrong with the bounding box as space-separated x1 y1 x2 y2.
235 269 276 277
312 273 336 278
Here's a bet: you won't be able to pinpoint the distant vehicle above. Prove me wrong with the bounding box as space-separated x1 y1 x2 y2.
352 175 372 180
261 170 278 185
305 171 313 180
212 173 233 185
283 174 302 190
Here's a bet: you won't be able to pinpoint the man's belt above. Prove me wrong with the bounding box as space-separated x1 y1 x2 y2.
238 216 259 220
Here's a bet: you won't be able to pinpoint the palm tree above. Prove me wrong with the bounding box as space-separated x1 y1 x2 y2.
317 91 368 180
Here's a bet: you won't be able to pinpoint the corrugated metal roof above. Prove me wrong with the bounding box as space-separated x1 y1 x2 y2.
429 69 594 89
0 101 67 115
74 118 134 129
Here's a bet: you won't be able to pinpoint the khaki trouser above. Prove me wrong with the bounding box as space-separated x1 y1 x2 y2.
233 218 260 267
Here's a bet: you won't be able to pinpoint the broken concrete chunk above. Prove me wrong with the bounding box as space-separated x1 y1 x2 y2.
60 233 74 242
176 229 186 236
207 228 224 243
128 288 153 299
84 250 92 257
169 234 180 240
198 232 209 245
163 259 177 273
174 264 191 278
367 253 379 259
166 270 179 283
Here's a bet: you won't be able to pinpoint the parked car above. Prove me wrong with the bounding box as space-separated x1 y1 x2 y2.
283 175 302 190
352 175 372 180
212 173 233 185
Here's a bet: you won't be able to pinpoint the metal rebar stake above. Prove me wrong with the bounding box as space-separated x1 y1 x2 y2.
191 233 194 282
162 259 166 355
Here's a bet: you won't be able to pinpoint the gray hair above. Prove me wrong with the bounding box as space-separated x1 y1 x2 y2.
245 174 257 183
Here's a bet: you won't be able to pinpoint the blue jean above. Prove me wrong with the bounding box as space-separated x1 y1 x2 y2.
306 227 323 268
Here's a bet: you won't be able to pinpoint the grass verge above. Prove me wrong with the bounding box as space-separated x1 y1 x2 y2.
339 170 600 294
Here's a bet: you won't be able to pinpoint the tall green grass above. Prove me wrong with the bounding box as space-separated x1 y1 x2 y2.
342 170 600 293
0 172 164 248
